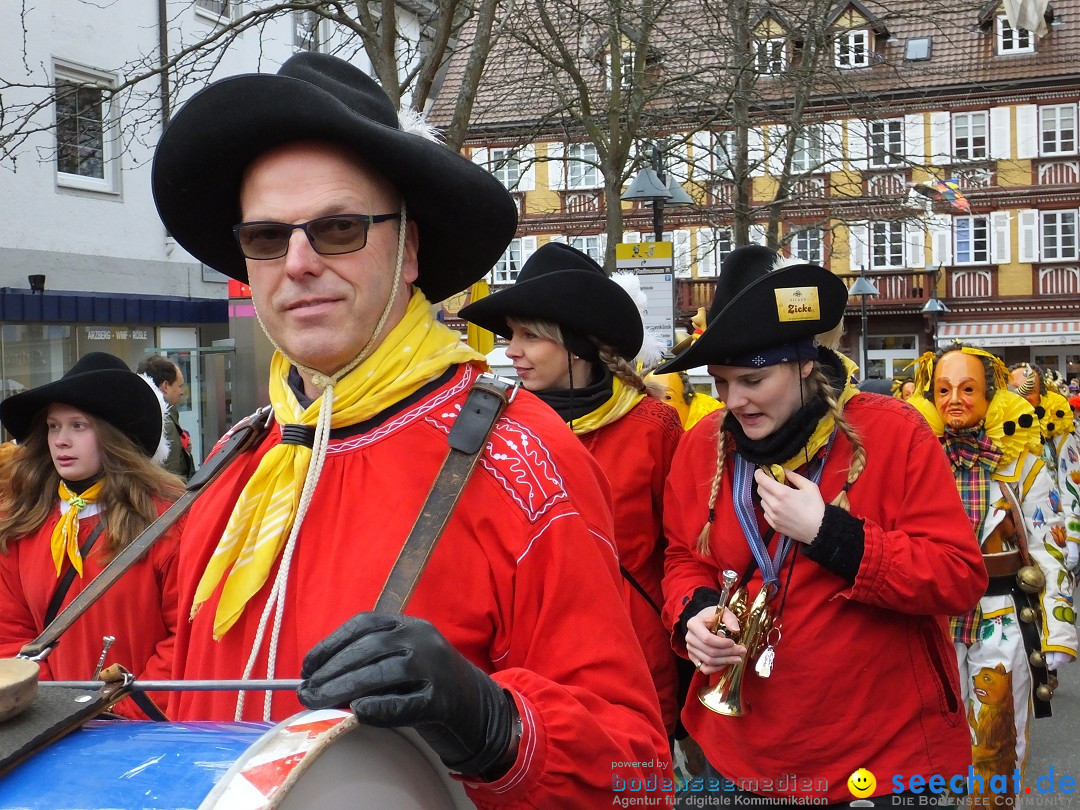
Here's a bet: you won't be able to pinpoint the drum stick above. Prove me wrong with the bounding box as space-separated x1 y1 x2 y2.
38 678 304 692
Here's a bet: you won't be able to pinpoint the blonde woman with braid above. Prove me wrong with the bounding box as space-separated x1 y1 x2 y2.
658 246 986 808
0 352 184 720
462 241 685 741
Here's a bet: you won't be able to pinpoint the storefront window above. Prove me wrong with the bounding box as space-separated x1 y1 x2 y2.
0 324 158 440
1 324 76 402
867 334 918 380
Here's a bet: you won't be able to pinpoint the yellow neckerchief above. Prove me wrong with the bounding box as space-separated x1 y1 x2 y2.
52 480 104 577
909 349 1040 482
1040 390 1075 438
569 377 645 436
193 290 485 639
776 352 860 470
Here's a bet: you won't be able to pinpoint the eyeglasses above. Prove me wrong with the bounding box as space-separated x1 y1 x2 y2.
232 213 401 260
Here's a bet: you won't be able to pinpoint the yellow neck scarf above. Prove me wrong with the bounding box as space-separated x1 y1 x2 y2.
569 377 645 436
52 480 104 577
193 290 485 638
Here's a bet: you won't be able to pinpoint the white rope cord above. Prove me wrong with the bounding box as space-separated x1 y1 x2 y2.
235 203 409 720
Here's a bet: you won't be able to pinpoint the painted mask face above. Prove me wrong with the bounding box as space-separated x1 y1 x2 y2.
934 351 990 430
646 372 690 425
1008 367 1041 408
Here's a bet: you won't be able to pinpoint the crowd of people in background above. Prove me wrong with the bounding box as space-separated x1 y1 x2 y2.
3 51 1080 809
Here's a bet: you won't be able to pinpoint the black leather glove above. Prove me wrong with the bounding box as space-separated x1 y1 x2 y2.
298 613 518 779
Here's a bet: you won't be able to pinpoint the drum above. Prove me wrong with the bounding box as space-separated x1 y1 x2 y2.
0 708 474 809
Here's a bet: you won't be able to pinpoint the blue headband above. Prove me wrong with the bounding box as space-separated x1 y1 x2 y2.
715 338 817 368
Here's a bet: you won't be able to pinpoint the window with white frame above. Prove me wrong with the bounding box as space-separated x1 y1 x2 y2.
196 0 231 19
696 228 733 277
490 147 522 189
570 234 604 263
1041 104 1077 156
791 228 824 265
710 131 737 178
54 64 117 193
835 29 870 68
996 15 1034 55
871 221 905 268
869 119 904 167
954 216 990 264
567 143 600 189
791 125 824 174
607 47 635 91
754 39 786 75
294 9 320 51
1042 211 1078 261
953 112 988 161
492 238 529 284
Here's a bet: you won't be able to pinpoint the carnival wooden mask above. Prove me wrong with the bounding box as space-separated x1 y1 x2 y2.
934 351 989 430
1009 365 1041 409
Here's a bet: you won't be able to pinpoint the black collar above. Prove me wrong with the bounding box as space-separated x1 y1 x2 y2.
280 365 459 447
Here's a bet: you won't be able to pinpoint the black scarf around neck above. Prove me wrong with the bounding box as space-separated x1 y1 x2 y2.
534 364 612 423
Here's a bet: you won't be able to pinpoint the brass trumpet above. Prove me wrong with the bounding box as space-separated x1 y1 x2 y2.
698 583 774 716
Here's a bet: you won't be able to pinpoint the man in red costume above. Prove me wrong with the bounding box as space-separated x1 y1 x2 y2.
150 52 671 807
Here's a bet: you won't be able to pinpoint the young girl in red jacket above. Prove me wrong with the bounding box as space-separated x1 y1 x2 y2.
0 352 185 719
657 246 987 807
461 242 685 738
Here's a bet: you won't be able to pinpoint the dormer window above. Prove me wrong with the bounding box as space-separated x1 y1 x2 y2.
754 38 787 75
996 15 1034 53
836 29 871 68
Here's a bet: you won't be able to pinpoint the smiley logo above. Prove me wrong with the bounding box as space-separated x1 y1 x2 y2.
848 768 876 798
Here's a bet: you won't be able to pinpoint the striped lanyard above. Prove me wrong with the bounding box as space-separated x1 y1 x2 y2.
729 429 837 591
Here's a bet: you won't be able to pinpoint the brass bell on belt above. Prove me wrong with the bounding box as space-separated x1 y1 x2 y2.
1036 683 1054 702
1018 606 1037 623
1016 566 1045 594
1030 650 1045 668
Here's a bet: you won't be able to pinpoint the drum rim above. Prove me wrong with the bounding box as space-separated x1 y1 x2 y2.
197 708 475 810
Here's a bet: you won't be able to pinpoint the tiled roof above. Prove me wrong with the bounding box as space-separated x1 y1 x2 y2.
429 0 1080 134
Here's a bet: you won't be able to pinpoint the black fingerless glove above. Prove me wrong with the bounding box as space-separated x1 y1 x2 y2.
800 504 865 583
298 612 517 779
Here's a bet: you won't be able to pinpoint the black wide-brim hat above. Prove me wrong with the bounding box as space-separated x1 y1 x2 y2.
655 245 849 373
0 352 164 457
459 242 644 360
152 52 517 303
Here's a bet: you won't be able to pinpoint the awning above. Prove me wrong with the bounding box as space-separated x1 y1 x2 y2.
937 320 1080 347
0 289 227 324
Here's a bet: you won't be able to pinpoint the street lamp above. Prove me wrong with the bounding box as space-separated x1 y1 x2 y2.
921 265 948 350
621 144 694 242
849 267 879 376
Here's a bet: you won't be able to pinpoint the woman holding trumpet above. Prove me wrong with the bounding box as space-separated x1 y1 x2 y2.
659 246 987 807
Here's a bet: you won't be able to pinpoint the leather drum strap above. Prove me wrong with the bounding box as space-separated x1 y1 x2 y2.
374 374 516 615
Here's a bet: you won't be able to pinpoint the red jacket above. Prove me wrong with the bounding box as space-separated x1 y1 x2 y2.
578 395 683 734
170 364 671 808
663 393 987 804
0 502 180 719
